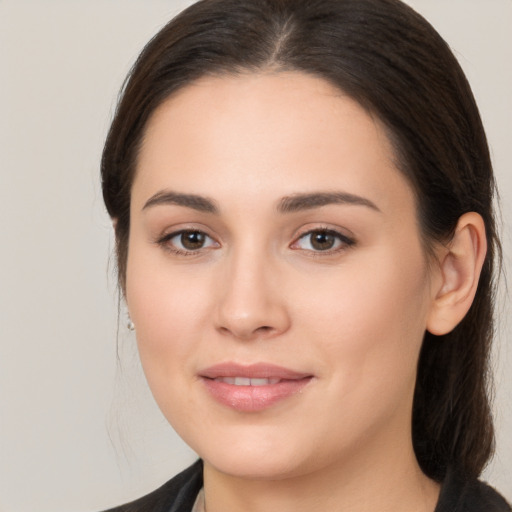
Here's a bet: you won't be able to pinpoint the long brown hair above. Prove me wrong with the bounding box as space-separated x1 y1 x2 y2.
101 0 500 481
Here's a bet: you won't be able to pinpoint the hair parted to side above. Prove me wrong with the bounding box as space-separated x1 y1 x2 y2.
101 0 500 482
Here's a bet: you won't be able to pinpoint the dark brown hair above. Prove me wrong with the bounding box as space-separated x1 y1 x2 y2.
101 0 500 482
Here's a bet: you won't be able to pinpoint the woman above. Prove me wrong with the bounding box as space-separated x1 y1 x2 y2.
100 0 510 510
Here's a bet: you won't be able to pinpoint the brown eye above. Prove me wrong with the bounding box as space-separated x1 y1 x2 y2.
180 231 207 250
159 229 218 254
292 229 355 252
310 231 336 250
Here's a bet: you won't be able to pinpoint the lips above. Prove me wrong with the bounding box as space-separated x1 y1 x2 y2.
213 377 281 386
199 363 313 412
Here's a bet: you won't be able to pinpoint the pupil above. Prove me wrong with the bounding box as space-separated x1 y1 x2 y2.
311 232 335 250
181 231 205 250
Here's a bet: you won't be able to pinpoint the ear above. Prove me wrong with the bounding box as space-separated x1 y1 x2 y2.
426 212 487 336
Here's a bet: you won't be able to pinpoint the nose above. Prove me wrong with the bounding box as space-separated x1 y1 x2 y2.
214 248 291 341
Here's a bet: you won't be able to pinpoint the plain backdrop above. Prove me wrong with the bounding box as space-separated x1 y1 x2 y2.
0 1 511 511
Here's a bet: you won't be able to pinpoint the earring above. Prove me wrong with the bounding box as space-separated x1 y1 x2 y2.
127 313 135 331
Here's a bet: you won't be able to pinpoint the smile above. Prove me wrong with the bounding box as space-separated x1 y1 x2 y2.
213 377 281 386
199 363 314 412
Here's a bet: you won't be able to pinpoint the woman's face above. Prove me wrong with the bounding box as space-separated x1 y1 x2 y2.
126 72 438 479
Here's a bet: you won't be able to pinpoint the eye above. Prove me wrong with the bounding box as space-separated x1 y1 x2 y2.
292 229 355 252
158 229 218 254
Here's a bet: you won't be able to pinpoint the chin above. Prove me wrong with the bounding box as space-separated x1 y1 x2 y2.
206 451 306 480
191 429 319 481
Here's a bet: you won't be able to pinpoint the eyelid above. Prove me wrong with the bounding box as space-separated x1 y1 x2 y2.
152 223 355 256
290 226 356 253
155 227 220 256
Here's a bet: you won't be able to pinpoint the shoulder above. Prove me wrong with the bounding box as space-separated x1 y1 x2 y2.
436 468 511 512
102 460 203 512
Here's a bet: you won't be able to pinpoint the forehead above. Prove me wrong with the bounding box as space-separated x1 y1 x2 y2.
133 71 413 216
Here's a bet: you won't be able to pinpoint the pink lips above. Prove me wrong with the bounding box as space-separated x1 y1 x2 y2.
199 363 313 412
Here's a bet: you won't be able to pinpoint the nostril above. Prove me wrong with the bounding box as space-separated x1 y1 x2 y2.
217 324 276 340
257 326 273 333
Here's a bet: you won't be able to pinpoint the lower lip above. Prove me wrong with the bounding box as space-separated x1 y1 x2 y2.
201 377 313 412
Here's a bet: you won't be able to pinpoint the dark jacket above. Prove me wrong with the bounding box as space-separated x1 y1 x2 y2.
103 460 511 512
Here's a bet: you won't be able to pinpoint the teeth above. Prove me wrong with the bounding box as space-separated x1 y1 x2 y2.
214 377 280 386
250 378 271 386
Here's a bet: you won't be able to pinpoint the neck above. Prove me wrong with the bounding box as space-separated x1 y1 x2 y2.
202 424 440 512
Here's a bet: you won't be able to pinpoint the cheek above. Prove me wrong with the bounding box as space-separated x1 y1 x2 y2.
297 245 430 393
126 266 217 435
125 247 213 391
284 249 431 456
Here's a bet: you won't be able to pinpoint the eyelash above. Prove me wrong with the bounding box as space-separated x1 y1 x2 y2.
291 228 356 255
155 227 356 256
155 229 218 256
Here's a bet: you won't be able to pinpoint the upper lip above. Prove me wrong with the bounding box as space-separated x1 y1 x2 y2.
199 362 312 380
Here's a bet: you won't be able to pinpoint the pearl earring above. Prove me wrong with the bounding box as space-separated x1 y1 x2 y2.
127 313 135 331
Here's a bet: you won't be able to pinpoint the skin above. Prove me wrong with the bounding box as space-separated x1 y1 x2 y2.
125 72 486 512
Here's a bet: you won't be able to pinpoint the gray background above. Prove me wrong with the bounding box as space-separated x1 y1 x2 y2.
0 1 510 511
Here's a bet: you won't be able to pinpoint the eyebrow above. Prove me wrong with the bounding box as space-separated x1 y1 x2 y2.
142 190 219 213
142 189 380 215
277 192 381 213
